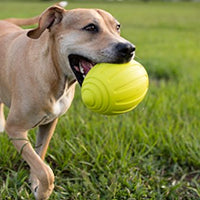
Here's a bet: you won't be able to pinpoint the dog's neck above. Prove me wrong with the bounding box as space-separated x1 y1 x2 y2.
36 31 77 100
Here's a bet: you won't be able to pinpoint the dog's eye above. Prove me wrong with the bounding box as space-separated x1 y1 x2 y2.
116 24 121 32
83 24 99 33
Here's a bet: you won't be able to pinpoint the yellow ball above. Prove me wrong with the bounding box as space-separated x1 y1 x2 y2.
81 60 149 115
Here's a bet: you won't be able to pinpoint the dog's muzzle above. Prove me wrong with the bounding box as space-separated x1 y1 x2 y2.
68 42 135 86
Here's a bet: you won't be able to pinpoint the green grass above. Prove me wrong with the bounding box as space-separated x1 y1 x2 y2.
0 1 200 199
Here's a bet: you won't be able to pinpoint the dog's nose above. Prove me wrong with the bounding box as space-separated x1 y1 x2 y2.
116 42 135 58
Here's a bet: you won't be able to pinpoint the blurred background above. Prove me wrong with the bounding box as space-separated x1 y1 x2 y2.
0 0 200 199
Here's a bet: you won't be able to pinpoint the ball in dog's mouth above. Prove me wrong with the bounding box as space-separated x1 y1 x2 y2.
68 54 96 86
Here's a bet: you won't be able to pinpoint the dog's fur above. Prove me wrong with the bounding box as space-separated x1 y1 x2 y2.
0 4 135 200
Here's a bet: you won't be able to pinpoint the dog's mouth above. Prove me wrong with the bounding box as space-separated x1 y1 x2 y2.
68 54 96 86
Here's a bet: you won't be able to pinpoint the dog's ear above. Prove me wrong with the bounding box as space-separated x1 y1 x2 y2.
27 6 64 39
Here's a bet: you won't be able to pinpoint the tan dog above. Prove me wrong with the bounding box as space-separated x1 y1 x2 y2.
0 4 135 200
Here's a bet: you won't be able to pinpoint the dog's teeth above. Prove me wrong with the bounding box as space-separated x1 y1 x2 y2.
80 66 84 74
83 75 86 78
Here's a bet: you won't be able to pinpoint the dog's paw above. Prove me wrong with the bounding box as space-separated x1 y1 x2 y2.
30 173 39 193
34 183 54 200
30 174 53 200
30 164 54 199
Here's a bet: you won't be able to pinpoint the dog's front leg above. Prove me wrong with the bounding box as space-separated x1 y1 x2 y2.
35 118 58 160
6 124 54 200
30 119 58 196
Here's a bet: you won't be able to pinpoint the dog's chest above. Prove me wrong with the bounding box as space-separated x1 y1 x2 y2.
43 85 75 125
53 92 69 117
53 86 75 117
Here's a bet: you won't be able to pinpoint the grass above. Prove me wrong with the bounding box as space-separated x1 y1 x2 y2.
0 1 200 199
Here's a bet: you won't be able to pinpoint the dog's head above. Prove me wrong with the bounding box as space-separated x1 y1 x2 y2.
27 6 135 86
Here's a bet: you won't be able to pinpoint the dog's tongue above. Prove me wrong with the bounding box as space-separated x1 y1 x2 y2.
80 60 93 75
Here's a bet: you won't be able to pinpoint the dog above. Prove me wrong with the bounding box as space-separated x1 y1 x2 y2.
0 3 135 200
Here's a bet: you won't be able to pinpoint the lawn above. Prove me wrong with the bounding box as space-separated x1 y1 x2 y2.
0 1 200 199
